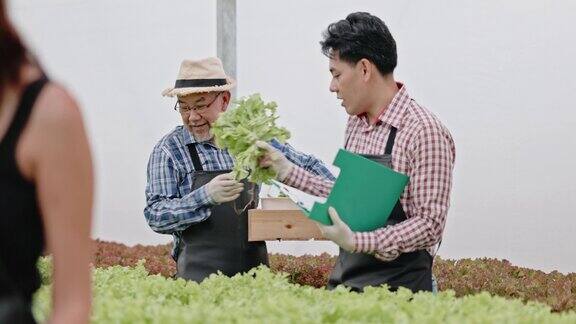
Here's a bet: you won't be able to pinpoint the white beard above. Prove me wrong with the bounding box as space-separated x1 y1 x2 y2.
193 130 214 143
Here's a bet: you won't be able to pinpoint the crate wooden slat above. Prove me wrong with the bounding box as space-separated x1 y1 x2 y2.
248 209 327 241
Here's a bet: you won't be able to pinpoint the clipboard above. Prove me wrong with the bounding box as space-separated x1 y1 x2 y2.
304 149 409 231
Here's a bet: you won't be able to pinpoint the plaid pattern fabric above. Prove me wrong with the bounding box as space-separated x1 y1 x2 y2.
145 126 336 260
144 126 233 258
284 84 455 261
270 139 337 182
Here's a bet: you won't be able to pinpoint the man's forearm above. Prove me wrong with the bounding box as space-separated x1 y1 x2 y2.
144 185 214 234
283 165 334 198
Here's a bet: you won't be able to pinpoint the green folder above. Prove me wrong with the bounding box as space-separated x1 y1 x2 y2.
304 149 409 231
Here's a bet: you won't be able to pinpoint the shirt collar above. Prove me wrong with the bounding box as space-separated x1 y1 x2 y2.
378 82 410 129
182 126 195 145
360 82 410 129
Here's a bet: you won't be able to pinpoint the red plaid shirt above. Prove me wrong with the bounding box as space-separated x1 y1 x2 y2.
284 83 455 261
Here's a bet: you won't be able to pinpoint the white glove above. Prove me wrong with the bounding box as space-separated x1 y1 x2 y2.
317 207 356 252
205 172 244 204
255 141 294 181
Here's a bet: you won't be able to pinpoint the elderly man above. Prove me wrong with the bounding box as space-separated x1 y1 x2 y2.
143 57 267 282
257 12 455 293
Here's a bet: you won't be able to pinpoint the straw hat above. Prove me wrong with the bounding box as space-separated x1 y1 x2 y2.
162 57 236 97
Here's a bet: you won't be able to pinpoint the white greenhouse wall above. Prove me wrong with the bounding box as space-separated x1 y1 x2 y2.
9 0 576 273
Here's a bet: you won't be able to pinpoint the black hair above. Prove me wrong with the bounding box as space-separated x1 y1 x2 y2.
0 0 28 103
320 12 397 76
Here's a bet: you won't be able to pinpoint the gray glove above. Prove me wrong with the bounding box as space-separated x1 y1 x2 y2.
255 141 294 181
317 207 356 252
206 172 244 204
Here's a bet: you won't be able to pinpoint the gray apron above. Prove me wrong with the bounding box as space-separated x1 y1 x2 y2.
327 127 433 293
176 143 269 282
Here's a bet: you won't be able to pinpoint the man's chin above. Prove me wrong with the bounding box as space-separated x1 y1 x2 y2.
191 131 213 142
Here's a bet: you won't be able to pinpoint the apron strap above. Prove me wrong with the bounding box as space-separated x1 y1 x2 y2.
432 240 442 259
384 126 397 155
186 143 203 171
383 125 440 257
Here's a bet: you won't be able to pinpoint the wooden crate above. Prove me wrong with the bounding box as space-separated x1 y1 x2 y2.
248 198 326 241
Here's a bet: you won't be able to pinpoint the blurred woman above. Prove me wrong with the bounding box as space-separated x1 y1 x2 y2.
0 0 93 323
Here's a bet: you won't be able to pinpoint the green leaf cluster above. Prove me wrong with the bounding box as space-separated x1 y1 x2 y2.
212 94 290 183
33 258 576 323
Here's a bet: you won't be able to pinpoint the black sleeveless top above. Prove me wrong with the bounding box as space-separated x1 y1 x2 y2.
0 77 48 301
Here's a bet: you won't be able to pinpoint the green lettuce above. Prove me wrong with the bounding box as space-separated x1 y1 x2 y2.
212 94 290 183
33 259 576 323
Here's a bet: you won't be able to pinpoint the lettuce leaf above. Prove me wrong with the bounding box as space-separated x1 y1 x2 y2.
212 94 290 183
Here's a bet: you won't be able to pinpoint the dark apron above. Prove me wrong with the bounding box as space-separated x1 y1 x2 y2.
176 143 269 282
327 127 433 293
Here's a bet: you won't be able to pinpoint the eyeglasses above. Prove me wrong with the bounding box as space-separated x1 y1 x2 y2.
174 92 222 114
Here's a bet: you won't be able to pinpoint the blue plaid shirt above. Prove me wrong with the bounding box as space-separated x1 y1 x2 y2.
144 126 336 260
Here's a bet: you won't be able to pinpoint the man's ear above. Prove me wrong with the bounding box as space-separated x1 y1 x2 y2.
220 91 231 111
359 58 372 82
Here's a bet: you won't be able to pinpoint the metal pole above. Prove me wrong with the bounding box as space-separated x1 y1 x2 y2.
217 0 237 99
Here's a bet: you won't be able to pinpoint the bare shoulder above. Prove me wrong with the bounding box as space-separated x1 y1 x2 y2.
24 82 88 153
32 83 83 128
19 64 83 129
16 81 89 179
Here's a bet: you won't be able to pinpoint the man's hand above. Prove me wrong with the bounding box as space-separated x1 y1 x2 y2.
317 207 356 252
255 141 294 181
206 172 244 204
